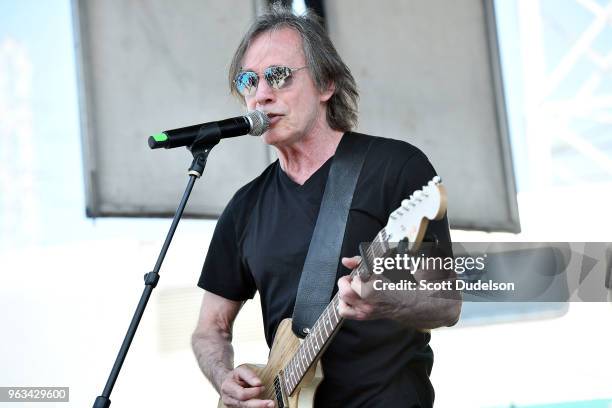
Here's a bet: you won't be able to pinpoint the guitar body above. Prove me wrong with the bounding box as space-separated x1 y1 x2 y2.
217 319 323 408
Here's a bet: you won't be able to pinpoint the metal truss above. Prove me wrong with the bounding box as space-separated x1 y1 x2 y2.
518 0 612 186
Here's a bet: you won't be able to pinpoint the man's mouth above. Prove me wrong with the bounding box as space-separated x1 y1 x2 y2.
266 113 283 125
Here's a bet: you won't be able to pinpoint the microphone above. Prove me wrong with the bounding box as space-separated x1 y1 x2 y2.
148 110 270 149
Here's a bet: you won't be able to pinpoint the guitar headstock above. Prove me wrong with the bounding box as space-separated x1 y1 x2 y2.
384 176 447 253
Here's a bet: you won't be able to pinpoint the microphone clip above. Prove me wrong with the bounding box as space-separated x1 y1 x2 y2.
187 129 220 178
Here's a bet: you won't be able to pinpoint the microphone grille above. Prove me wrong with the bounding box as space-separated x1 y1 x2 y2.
246 110 270 136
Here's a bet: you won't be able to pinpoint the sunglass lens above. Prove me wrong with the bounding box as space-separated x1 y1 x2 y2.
265 66 292 89
235 71 258 96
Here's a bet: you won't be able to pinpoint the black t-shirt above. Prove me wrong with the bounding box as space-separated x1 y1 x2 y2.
198 133 451 407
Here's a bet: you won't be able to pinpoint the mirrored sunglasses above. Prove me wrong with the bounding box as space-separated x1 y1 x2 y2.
234 65 307 97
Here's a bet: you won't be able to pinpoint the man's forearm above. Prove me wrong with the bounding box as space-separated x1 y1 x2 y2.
389 285 462 329
191 330 234 393
393 263 462 329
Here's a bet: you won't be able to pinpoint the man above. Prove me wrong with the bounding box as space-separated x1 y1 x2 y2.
191 5 461 407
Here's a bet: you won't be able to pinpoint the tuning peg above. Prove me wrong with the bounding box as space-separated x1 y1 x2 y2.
414 190 424 200
401 199 412 209
433 176 441 184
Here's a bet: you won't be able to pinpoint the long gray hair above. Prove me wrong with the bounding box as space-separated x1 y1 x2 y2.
228 4 359 132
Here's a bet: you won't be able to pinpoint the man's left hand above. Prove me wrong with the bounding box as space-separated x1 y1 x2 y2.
337 253 462 329
337 256 400 320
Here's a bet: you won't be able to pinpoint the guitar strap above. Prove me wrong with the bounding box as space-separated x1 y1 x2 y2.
292 132 372 337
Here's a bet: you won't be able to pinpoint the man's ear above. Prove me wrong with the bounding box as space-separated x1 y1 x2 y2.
320 81 335 102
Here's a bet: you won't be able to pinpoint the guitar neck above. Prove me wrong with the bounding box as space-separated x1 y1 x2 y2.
282 228 392 395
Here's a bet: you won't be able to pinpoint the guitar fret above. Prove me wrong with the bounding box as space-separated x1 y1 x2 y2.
370 244 377 257
322 316 329 337
293 355 302 387
310 338 317 358
373 234 385 257
357 263 367 278
304 340 311 364
380 230 389 252
309 336 316 357
304 345 311 366
295 351 302 374
289 362 297 390
374 242 382 257
378 242 387 256
306 337 314 361
300 349 307 372
286 373 292 392
313 328 320 349
302 336 314 358
335 299 340 322
317 324 324 346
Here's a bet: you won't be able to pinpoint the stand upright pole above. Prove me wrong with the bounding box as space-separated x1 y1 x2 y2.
92 141 218 408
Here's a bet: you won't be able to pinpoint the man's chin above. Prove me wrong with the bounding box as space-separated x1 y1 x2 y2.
261 132 279 146
262 131 291 147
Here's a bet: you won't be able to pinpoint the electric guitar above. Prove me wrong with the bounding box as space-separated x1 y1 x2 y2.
218 176 447 408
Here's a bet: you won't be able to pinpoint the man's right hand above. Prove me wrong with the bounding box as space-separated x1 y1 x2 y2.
219 365 275 408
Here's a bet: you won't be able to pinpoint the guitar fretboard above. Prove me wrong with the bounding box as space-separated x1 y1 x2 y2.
281 228 391 395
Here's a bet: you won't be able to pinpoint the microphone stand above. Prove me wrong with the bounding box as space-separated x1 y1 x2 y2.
92 136 220 408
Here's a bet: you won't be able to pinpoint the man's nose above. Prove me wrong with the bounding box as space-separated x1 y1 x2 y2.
254 77 275 106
